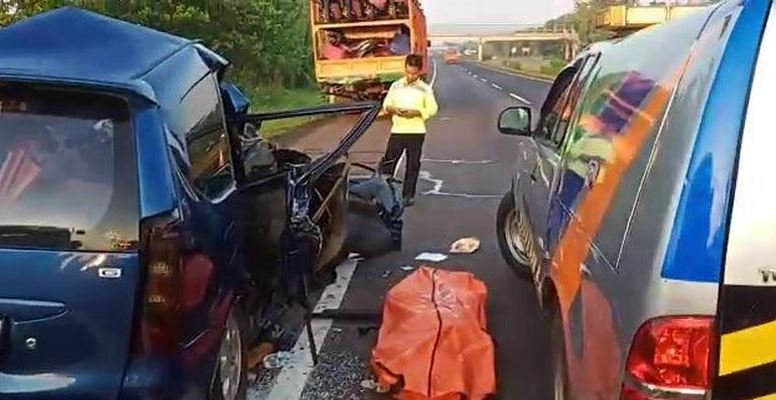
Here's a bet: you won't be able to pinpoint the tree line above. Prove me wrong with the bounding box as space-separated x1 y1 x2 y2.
0 0 315 90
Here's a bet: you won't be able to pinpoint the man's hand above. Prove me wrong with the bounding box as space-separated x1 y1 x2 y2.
398 108 421 118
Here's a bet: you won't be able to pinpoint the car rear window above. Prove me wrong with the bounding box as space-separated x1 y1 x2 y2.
0 85 138 252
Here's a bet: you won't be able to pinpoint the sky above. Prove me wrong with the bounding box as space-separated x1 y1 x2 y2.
425 0 575 27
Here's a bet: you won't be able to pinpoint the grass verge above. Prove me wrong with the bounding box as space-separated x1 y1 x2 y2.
247 86 325 138
482 58 559 81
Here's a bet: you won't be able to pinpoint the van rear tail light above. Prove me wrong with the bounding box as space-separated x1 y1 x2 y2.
135 212 184 355
621 316 715 400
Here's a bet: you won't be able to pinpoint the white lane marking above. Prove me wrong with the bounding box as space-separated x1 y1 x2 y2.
430 59 438 88
259 260 359 400
419 170 502 199
509 93 532 105
492 83 503 90
419 170 444 194
479 78 488 83
421 158 494 165
427 192 502 199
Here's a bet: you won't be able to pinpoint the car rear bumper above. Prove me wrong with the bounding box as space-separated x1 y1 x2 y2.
118 327 221 400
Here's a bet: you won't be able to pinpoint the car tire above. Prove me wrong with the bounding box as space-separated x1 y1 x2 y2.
210 306 249 400
496 191 534 279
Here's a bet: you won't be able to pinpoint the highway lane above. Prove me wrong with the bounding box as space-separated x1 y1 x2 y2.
460 60 553 109
251 60 553 400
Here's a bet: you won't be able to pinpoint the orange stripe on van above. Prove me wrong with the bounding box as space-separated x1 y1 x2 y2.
551 64 688 315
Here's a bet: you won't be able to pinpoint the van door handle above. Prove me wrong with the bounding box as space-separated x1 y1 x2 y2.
585 160 601 188
530 163 539 182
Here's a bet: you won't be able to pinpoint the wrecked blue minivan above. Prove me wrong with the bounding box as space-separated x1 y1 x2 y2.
0 7 395 400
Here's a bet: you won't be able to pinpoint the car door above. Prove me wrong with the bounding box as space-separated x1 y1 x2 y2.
168 72 245 381
521 55 600 263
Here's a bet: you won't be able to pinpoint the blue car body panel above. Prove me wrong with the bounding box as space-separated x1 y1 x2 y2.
662 0 771 283
0 7 188 101
0 252 140 399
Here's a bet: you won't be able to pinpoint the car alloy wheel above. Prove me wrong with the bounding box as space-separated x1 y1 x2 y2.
218 311 244 400
504 208 532 267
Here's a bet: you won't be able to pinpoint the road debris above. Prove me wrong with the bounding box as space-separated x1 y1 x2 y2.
415 252 448 262
360 379 391 393
400 265 415 271
263 351 294 370
247 342 277 370
382 270 392 279
450 237 481 254
348 252 365 262
358 326 379 335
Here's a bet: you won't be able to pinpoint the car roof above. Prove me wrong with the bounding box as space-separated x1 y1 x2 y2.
0 7 227 102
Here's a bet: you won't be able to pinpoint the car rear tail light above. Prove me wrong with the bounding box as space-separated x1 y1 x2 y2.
135 211 185 355
621 316 715 400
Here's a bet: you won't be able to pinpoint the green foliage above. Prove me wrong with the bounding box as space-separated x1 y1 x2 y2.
0 0 315 90
540 62 565 77
503 60 522 71
247 86 324 137
545 1 614 46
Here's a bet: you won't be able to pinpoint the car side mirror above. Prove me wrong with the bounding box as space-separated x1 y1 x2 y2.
220 82 251 118
498 107 532 136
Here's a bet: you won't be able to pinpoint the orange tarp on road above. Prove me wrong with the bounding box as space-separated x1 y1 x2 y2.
371 267 495 400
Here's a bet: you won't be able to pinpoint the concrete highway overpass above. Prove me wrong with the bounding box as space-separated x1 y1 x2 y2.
429 28 580 61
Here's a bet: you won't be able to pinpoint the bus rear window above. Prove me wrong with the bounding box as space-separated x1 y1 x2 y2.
0 86 138 251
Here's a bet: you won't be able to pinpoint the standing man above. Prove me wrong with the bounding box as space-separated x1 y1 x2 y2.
381 54 438 207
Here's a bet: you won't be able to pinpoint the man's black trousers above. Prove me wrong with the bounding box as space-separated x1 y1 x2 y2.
381 133 425 200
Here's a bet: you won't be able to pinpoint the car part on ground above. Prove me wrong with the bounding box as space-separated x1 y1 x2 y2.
450 237 481 254
349 161 404 249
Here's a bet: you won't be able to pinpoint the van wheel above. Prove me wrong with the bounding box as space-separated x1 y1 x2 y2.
496 191 533 279
548 307 570 400
210 307 248 400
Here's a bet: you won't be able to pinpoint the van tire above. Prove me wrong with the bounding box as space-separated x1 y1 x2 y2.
496 191 533 279
210 306 249 400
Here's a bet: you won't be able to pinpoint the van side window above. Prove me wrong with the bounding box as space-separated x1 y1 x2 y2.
554 55 599 146
180 74 235 198
537 65 577 146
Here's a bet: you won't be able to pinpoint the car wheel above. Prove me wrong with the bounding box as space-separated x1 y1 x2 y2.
210 307 248 400
496 191 533 279
549 306 570 400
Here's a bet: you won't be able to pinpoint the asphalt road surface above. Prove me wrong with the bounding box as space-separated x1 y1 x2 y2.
250 58 553 400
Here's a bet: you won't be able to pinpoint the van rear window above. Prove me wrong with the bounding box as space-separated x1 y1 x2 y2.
0 85 138 251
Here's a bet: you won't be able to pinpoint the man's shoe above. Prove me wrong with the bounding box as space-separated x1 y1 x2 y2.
403 198 415 207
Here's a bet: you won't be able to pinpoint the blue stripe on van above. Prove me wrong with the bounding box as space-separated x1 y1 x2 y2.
662 0 771 283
